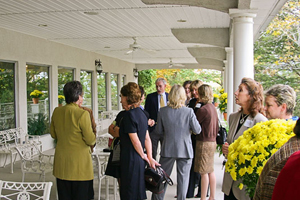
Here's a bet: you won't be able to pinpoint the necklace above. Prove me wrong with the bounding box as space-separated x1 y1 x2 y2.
239 113 249 124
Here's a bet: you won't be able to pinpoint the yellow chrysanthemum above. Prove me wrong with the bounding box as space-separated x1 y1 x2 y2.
225 119 296 197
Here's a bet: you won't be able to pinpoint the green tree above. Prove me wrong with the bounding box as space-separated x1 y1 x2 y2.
254 0 300 116
138 68 222 96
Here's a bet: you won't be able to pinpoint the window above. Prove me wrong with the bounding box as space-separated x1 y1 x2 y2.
0 61 15 130
97 72 106 117
26 64 50 135
111 73 118 110
58 67 74 106
80 71 92 109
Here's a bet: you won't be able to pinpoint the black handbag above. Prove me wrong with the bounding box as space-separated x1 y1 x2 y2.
216 120 227 145
111 140 120 165
144 165 173 194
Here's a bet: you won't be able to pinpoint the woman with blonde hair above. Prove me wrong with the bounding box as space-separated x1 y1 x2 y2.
151 84 201 200
195 84 219 200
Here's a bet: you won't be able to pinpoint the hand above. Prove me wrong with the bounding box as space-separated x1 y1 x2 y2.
222 142 229 157
149 158 160 169
142 153 150 165
148 119 155 127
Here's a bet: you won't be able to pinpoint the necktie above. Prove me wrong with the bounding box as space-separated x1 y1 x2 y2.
160 94 165 108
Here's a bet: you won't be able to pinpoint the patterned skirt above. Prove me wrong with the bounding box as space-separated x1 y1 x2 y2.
194 141 216 174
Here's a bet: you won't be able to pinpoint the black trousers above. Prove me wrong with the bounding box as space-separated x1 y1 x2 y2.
56 178 94 200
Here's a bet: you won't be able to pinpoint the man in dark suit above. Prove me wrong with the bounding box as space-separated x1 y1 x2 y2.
145 78 168 159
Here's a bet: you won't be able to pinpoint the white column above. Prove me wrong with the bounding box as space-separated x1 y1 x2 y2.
223 61 228 93
92 71 98 120
230 9 256 112
16 60 27 131
106 72 112 111
117 74 122 110
225 47 234 116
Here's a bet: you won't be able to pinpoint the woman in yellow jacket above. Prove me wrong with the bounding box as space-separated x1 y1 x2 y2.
50 81 96 200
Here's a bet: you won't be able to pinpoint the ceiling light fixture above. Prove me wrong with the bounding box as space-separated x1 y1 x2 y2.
84 11 99 15
177 19 187 22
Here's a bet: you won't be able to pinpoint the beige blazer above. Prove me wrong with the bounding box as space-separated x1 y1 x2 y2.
222 111 267 200
50 103 96 181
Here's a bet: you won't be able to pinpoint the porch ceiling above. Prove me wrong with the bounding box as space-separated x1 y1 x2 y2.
0 0 287 71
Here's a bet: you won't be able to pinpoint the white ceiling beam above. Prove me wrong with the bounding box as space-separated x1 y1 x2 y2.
141 0 238 13
172 28 230 47
188 47 226 61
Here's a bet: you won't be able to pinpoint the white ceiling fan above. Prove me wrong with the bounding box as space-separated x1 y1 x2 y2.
168 58 185 68
125 37 156 55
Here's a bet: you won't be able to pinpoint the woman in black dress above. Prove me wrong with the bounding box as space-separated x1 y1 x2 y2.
119 82 158 200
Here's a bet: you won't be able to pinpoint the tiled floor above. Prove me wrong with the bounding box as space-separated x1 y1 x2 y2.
0 150 226 200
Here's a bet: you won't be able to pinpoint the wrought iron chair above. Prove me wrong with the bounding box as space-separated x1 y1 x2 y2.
15 143 54 182
0 127 42 173
0 180 52 200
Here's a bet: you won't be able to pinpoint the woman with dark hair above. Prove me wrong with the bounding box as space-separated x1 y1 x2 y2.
50 81 96 200
183 80 192 106
186 79 205 198
119 82 158 200
222 77 267 200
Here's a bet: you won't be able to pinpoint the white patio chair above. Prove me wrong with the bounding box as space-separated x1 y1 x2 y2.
15 143 54 182
0 180 52 200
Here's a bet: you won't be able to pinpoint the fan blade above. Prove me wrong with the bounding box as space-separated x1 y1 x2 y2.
173 63 185 67
141 48 157 55
125 50 133 55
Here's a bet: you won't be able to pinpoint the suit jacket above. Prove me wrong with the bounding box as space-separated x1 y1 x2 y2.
222 111 267 200
156 106 201 158
254 136 300 200
50 103 96 181
144 92 168 132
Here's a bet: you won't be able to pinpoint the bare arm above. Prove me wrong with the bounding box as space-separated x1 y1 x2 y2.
145 131 160 168
129 133 149 163
108 124 119 137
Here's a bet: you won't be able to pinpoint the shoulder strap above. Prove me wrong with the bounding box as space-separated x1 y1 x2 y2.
157 166 173 186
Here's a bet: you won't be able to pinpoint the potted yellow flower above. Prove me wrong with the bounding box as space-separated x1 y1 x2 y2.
225 119 296 198
30 90 43 104
58 95 65 106
213 93 219 107
218 88 227 120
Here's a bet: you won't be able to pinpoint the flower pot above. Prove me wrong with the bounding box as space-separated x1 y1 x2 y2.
214 102 219 107
32 98 39 104
58 104 63 107
223 112 227 121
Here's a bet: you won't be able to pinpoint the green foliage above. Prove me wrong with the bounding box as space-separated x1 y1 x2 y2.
254 0 300 117
28 113 48 135
138 69 156 95
138 69 222 97
58 70 73 95
0 63 14 104
26 68 49 101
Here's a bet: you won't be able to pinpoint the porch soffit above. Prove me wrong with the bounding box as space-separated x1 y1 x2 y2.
142 0 238 13
188 47 226 61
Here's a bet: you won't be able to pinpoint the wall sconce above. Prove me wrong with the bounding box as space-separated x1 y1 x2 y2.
133 68 138 78
95 59 103 74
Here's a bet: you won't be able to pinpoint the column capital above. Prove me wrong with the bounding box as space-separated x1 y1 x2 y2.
225 47 233 53
229 9 257 19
